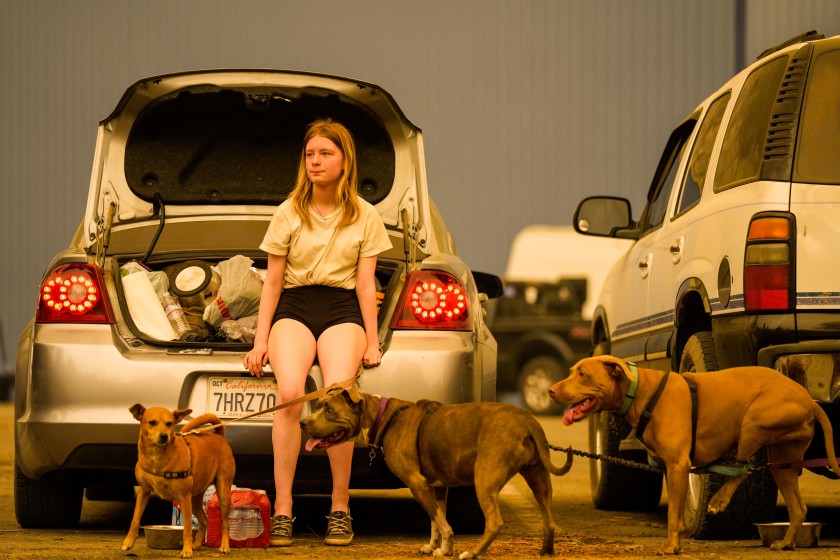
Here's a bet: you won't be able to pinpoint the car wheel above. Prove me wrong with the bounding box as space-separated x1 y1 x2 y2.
679 331 777 538
446 486 485 534
517 356 566 415
15 462 83 528
589 410 663 511
587 339 662 511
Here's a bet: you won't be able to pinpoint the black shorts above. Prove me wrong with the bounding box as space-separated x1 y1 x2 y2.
272 285 364 340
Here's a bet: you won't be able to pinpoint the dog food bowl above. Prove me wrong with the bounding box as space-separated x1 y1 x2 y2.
755 522 822 548
143 525 198 550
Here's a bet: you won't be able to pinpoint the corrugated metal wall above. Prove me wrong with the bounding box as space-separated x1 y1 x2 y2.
3 0 840 372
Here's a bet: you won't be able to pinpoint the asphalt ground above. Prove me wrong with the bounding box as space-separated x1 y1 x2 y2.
2 400 840 559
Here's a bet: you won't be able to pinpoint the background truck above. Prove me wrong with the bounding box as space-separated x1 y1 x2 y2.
487 226 631 414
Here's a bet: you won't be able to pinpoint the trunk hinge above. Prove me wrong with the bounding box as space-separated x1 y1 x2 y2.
94 200 116 268
400 203 420 271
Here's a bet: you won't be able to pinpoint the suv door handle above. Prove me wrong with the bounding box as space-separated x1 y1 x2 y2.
670 236 684 264
638 255 650 279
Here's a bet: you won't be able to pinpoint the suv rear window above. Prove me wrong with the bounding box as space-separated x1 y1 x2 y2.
714 56 788 192
795 49 840 184
124 86 395 206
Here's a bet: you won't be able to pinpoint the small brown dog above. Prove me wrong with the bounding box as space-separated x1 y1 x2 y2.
300 386 573 559
548 355 840 554
121 404 236 558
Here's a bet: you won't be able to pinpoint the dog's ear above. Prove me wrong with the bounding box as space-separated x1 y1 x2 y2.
344 387 363 404
599 356 632 380
173 408 192 423
326 384 345 396
129 403 146 422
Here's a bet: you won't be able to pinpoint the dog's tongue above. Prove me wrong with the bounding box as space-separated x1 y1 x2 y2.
305 436 323 452
562 407 577 427
562 402 587 426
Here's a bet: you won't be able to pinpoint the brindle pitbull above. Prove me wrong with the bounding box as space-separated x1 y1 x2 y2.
548 355 840 555
300 386 573 559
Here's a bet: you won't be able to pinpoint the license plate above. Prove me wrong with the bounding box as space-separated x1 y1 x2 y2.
207 376 278 419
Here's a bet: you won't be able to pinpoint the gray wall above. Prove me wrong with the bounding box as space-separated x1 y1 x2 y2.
3 0 840 372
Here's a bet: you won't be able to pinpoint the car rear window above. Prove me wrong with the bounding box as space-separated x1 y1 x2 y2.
124 86 395 205
795 49 840 184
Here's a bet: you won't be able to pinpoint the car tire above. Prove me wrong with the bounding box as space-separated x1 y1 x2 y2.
15 462 84 528
517 356 566 415
587 340 662 511
446 486 485 534
589 410 663 511
679 331 777 539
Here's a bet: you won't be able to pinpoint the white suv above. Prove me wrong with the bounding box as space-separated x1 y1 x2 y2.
573 30 840 539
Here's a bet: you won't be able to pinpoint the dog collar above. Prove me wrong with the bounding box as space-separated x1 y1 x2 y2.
368 397 389 447
139 435 193 479
615 362 639 417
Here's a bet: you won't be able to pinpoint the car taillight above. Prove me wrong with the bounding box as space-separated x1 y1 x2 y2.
36 263 115 324
744 214 795 312
391 270 471 331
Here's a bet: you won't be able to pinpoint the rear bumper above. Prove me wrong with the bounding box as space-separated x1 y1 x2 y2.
712 313 840 403
758 340 840 403
15 323 489 482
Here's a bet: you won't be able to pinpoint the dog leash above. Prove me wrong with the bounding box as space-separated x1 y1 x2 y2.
178 365 363 436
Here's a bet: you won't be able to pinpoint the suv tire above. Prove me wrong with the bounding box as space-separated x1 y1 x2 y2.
15 462 83 528
517 356 565 415
588 340 662 511
589 411 663 511
679 332 777 538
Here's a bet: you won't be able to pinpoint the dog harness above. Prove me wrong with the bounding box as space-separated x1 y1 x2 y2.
139 435 193 479
617 364 699 462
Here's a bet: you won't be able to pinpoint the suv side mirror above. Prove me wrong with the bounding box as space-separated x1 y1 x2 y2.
472 271 505 300
573 196 637 239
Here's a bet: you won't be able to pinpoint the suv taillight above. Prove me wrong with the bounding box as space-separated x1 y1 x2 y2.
36 263 114 324
390 270 471 331
744 213 795 312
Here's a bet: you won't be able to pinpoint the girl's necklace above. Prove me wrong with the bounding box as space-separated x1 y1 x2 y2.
312 202 333 221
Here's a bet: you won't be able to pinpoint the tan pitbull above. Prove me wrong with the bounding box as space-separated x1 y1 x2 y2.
548 355 840 555
300 386 573 559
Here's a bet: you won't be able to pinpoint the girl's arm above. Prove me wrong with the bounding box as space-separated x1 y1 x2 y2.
356 255 381 367
244 253 286 377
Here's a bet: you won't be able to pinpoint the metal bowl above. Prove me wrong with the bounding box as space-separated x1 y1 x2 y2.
755 522 822 548
143 525 198 550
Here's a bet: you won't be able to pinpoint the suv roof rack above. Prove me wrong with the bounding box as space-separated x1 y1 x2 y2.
757 30 824 60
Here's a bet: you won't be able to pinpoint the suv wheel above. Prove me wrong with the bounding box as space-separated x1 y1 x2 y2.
517 356 565 415
587 341 662 510
589 411 663 510
680 332 777 538
15 462 84 528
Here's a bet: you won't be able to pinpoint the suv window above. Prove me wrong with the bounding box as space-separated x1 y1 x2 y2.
675 93 730 216
641 118 696 233
714 56 789 191
796 48 840 184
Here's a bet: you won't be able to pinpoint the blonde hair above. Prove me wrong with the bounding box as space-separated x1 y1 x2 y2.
289 119 360 229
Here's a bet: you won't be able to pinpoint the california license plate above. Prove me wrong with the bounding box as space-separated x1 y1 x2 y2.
207 376 278 419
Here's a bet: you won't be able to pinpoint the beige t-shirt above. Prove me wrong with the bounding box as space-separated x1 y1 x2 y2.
259 198 392 289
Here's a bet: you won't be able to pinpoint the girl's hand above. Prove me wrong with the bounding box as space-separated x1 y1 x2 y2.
363 345 382 367
244 344 269 377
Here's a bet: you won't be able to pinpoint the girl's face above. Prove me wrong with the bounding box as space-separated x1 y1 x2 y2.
305 135 344 190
